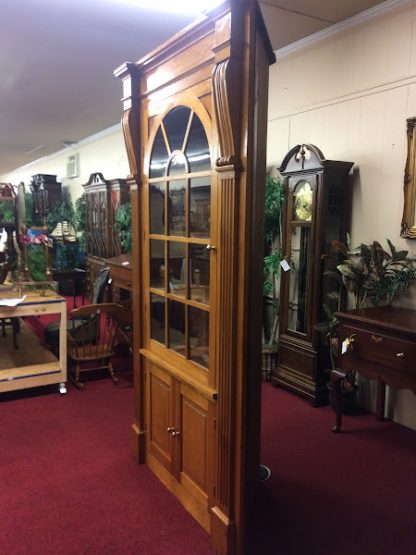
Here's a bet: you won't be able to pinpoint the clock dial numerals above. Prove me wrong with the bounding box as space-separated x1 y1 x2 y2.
293 180 313 222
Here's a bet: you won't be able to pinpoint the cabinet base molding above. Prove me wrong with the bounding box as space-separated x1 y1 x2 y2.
130 423 146 464
271 367 328 407
147 452 210 533
210 507 235 555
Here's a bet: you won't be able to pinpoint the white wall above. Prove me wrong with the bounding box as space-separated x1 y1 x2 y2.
267 0 416 429
0 125 130 201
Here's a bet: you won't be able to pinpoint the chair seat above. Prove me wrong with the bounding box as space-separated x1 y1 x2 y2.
68 344 114 361
44 318 86 343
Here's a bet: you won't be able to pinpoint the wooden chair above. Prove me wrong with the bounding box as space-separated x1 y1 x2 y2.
67 302 124 389
44 266 110 353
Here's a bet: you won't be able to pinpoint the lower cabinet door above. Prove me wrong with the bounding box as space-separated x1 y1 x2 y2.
178 382 212 503
146 361 215 529
147 364 174 473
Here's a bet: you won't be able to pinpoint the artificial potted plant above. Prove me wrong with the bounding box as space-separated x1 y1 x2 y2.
262 174 285 380
114 202 132 254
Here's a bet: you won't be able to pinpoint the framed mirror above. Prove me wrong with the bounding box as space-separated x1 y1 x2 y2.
401 117 416 238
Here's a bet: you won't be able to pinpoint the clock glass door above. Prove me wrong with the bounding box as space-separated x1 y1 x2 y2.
287 178 315 336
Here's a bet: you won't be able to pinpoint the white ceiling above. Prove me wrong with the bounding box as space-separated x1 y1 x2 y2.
0 0 387 176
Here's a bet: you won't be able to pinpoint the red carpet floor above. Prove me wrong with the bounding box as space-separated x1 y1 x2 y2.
0 377 214 555
1 327 416 555
255 385 416 555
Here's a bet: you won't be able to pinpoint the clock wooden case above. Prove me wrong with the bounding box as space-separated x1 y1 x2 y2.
271 144 353 406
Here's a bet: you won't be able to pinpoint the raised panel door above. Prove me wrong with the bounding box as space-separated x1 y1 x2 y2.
179 383 210 501
147 363 174 473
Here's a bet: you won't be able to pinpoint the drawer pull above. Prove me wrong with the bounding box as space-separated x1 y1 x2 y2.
396 352 406 358
371 335 383 343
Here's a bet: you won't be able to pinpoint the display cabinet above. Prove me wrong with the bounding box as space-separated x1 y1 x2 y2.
29 174 62 222
271 144 353 406
115 2 274 553
83 173 130 297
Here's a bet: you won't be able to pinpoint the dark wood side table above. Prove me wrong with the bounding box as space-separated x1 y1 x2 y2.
106 253 132 301
331 306 416 432
106 254 133 351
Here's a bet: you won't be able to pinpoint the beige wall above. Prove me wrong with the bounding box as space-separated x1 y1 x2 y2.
0 126 129 201
267 0 416 429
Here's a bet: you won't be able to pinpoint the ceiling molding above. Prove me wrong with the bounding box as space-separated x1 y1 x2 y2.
2 123 121 178
274 0 414 60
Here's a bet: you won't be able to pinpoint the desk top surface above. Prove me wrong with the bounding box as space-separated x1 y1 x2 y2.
0 289 65 306
106 253 132 269
335 306 416 336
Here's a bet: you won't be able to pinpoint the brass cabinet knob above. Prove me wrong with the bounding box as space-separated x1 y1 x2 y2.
205 244 216 251
172 430 181 437
396 352 406 358
167 426 174 433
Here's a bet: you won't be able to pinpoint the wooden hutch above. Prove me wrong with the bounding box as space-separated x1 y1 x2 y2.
30 174 62 219
83 172 130 297
115 1 274 553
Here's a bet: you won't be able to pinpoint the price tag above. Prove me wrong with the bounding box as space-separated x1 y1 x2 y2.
280 259 291 272
341 338 350 355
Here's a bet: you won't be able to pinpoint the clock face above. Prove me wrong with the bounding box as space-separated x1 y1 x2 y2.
293 180 313 221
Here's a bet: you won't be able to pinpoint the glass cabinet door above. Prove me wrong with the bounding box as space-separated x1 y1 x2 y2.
147 106 212 371
286 178 315 336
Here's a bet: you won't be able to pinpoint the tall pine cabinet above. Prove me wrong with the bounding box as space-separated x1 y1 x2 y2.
115 2 274 553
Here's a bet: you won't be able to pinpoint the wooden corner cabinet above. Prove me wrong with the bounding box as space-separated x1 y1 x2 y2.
83 172 130 297
271 144 353 406
114 2 274 553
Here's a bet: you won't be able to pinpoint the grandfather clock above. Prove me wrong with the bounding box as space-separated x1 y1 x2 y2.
271 144 353 406
114 2 274 553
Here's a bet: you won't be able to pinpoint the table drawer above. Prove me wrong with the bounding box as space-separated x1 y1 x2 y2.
340 325 416 373
109 265 132 289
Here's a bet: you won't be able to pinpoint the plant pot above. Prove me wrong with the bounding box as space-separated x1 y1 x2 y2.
327 381 358 415
262 344 278 382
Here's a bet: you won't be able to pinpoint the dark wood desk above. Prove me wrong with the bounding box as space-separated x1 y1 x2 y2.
331 306 416 432
106 254 132 301
106 254 133 351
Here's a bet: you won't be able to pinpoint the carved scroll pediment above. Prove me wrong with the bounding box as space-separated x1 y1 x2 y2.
212 59 241 171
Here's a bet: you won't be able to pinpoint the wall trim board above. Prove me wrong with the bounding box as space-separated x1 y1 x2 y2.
269 73 416 123
274 0 415 61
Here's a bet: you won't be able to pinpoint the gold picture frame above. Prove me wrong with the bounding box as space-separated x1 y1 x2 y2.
401 117 416 238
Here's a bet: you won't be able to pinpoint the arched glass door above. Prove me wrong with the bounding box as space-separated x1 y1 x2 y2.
147 106 213 373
